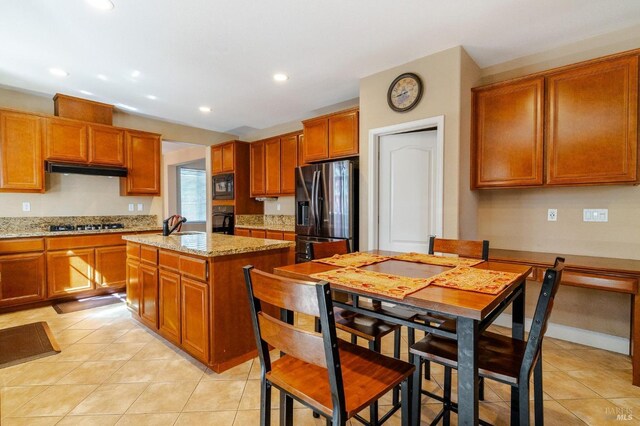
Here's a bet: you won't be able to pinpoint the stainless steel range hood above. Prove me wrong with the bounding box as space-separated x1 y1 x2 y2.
45 162 128 177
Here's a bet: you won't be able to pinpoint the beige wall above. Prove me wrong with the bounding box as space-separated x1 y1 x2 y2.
359 46 479 248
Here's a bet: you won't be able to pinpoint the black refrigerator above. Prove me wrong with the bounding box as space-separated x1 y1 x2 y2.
295 159 358 262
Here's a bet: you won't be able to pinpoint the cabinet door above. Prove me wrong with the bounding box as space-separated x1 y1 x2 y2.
297 134 307 167
265 138 281 195
45 117 88 162
250 141 265 196
211 145 223 174
265 230 284 240
234 228 251 237
546 56 639 185
328 110 359 158
222 143 235 172
47 248 95 297
159 269 181 345
139 263 158 329
250 229 267 238
0 253 45 307
472 77 544 188
280 134 298 195
126 258 141 315
88 125 125 166
181 277 209 363
0 111 44 192
303 118 328 163
95 246 126 288
282 232 296 242
121 131 161 195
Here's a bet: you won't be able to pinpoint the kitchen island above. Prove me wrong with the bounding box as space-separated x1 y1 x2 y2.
122 232 294 372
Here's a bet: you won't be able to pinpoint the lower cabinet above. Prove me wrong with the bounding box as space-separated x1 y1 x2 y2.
125 258 141 314
181 277 209 363
0 252 46 307
95 246 126 288
47 248 95 297
234 228 251 237
158 269 181 345
139 263 158 329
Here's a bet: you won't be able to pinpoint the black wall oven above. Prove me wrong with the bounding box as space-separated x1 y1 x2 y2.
212 173 234 200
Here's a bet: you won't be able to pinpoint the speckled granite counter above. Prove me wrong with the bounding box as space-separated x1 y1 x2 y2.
235 214 295 233
0 227 161 240
234 224 295 232
122 232 294 257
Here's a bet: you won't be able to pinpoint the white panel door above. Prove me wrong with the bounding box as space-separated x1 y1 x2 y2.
378 130 442 252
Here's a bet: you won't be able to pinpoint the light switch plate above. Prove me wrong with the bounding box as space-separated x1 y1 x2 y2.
583 209 608 222
22 202 31 212
128 204 134 212
137 203 143 211
547 209 557 221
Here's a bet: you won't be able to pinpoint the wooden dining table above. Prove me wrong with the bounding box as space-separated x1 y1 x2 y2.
273 250 532 426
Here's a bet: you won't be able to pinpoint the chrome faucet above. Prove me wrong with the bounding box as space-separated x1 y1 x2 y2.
162 215 187 236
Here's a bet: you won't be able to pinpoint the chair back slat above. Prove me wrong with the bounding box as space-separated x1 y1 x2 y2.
429 236 489 260
249 268 320 318
310 240 350 260
258 312 327 368
520 257 565 381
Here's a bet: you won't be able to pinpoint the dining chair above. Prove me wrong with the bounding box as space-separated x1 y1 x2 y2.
409 257 565 426
243 266 415 426
310 240 410 424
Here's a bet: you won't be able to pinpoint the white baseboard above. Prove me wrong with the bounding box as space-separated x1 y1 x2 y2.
493 313 629 355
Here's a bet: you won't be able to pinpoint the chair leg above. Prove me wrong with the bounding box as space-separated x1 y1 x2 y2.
534 357 544 426
424 359 431 380
351 334 358 345
369 340 380 426
411 354 423 426
260 379 271 426
401 378 411 426
479 377 485 401
392 329 401 406
313 316 322 419
443 367 452 426
519 380 530 426
510 386 519 426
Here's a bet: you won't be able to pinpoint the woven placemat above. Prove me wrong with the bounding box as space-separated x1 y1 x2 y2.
393 252 483 267
428 266 520 295
312 252 391 268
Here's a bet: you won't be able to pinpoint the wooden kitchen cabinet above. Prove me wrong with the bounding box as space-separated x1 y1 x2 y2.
181 276 209 363
303 108 359 163
212 142 235 175
281 133 299 194
94 246 126 288
125 258 141 315
121 130 161 196
265 230 284 240
283 232 296 241
265 138 281 195
158 269 181 345
250 141 265 196
88 124 125 166
0 110 44 192
234 228 251 237
47 248 95 297
139 262 158 329
45 117 88 162
546 56 638 185
472 77 544 188
303 117 329 162
298 134 307 167
250 229 267 238
0 253 46 307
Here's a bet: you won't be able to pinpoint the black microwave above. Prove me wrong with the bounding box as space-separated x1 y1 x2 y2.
212 173 234 200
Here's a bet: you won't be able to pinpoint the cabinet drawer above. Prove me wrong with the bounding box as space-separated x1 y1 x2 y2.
126 242 140 259
0 238 45 254
282 232 296 242
250 230 267 239
265 231 284 240
47 234 125 250
159 250 180 272
179 256 208 282
140 245 158 265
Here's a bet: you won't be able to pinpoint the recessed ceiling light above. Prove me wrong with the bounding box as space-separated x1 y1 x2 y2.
86 0 114 10
131 70 141 78
116 103 138 111
273 73 289 82
146 95 157 100
79 90 94 96
199 106 212 113
49 68 69 77
97 74 108 81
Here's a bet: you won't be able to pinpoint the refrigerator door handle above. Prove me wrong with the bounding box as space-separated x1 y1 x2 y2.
310 170 318 231
313 170 321 230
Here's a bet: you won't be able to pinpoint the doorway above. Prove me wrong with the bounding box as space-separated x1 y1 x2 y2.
367 116 444 251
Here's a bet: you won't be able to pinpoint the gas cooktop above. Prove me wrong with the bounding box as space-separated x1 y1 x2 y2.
49 223 125 232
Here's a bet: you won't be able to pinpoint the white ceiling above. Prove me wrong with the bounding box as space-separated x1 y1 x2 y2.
1 1 640 136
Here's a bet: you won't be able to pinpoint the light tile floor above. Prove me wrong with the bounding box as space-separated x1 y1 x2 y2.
0 302 637 425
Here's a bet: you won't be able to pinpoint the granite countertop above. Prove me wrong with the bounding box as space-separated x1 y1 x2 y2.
122 232 295 257
234 224 295 233
0 226 162 240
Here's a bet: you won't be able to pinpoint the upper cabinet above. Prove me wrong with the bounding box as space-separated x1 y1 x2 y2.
472 52 639 189
265 138 281 195
212 141 235 174
88 124 125 166
0 111 44 192
546 56 638 185
302 108 359 163
120 131 161 196
45 117 88 163
472 77 544 188
250 140 265 197
281 133 299 194
250 132 301 197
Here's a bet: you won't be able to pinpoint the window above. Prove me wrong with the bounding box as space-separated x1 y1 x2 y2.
178 167 206 222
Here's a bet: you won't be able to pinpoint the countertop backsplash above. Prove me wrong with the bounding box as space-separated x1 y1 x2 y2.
0 215 159 234
235 215 295 228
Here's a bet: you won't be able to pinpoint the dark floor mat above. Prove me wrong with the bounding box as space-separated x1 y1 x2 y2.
0 322 61 369
52 293 125 314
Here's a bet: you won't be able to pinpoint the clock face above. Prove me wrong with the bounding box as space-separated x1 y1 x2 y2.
388 73 423 112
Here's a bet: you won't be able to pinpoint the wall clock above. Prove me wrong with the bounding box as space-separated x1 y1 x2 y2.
387 72 423 112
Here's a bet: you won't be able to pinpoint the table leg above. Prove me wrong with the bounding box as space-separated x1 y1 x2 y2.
512 281 526 341
457 317 479 426
280 309 294 425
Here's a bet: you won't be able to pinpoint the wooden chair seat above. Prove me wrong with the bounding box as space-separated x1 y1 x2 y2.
410 330 528 386
268 338 414 418
334 308 401 341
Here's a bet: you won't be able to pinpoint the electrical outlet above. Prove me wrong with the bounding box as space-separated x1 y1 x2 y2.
137 203 143 211
128 203 134 212
22 202 31 212
584 209 608 222
547 209 557 221
277 203 281 211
